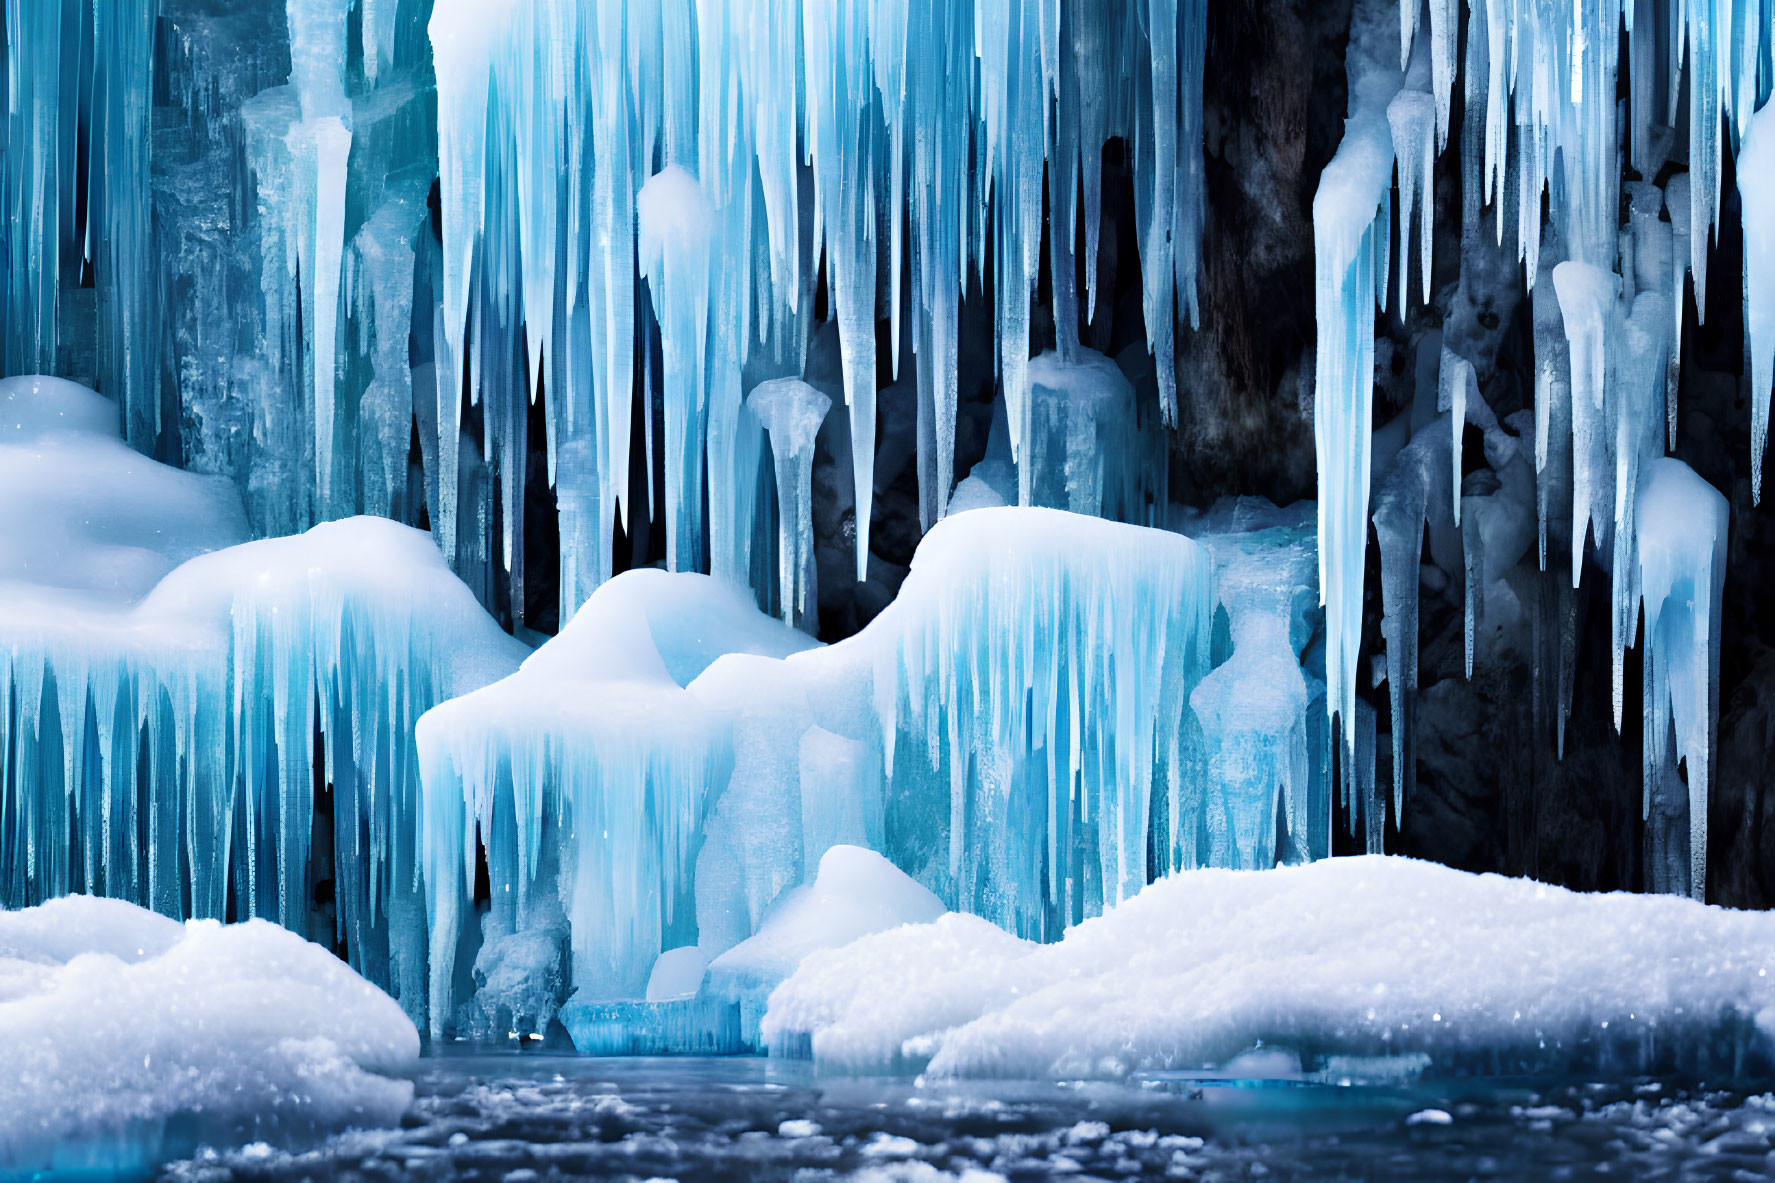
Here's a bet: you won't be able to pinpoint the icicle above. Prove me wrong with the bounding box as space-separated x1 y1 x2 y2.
1634 458 1727 901
1313 0 1403 761
1740 100 1775 504
749 379 832 627
1388 88 1437 310
1439 348 1474 525
1553 260 1619 586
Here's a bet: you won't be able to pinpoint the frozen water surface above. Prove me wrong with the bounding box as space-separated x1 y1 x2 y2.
158 1054 1775 1182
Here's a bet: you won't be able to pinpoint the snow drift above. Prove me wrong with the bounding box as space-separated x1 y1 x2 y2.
0 895 418 1174
763 855 1775 1080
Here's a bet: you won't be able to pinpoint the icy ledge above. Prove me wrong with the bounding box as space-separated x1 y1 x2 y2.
0 895 418 1175
762 856 1775 1080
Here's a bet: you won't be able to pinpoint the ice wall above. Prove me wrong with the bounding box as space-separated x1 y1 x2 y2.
419 507 1219 1035
414 0 1209 611
0 377 525 1024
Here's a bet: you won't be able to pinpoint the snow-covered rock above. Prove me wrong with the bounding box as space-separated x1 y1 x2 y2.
0 895 418 1174
763 855 1775 1079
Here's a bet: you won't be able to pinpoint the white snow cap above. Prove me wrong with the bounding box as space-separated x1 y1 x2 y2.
764 856 1775 1079
0 895 418 1174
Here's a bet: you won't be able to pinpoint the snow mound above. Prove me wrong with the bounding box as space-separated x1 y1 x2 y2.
0 373 247 607
707 845 946 1039
763 856 1775 1080
0 895 418 1174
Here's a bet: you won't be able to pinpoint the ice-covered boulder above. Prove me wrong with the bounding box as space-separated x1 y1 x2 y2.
764 855 1775 1080
0 895 417 1175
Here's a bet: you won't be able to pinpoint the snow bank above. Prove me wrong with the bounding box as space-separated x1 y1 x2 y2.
0 895 417 1174
763 856 1775 1080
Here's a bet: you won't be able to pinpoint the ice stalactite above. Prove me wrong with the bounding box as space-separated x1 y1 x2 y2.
1634 458 1727 900
1611 292 1672 724
1553 261 1618 588
1137 0 1210 426
1313 0 1401 762
283 0 354 509
637 166 718 576
1372 416 1450 814
345 177 430 521
1440 348 1474 526
1388 87 1436 312
1742 99 1775 501
749 379 832 629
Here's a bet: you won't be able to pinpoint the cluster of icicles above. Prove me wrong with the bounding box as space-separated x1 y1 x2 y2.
427 0 1209 615
1315 0 1763 898
1 0 1206 623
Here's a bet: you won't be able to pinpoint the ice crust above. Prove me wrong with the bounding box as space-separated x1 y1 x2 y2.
0 895 418 1174
763 856 1775 1080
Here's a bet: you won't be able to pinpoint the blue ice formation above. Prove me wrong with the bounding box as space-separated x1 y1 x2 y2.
2 0 1206 619
0 377 526 1022
418 507 1251 1038
1313 0 1750 891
